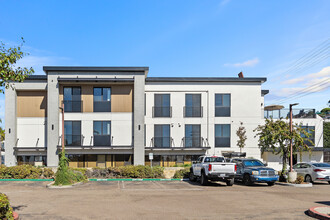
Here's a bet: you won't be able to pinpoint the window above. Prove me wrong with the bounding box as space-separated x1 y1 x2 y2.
17 156 47 166
93 121 111 146
153 94 171 117
94 88 111 112
64 121 81 146
63 87 81 112
185 125 201 147
154 125 170 147
215 124 230 147
215 94 230 117
185 94 202 117
301 126 315 146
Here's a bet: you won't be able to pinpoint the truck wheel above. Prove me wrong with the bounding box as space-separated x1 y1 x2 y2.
226 178 234 186
189 170 196 182
243 174 252 186
267 182 275 186
200 171 208 186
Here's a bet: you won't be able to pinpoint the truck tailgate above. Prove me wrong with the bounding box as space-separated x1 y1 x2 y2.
210 163 235 173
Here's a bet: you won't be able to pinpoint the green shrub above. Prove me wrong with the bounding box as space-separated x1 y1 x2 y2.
42 168 54 178
0 165 54 179
173 168 190 179
0 193 13 220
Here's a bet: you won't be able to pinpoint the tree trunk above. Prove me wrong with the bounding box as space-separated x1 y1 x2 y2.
280 153 287 182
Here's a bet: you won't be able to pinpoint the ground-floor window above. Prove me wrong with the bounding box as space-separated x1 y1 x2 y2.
17 156 47 166
68 154 133 168
145 155 201 167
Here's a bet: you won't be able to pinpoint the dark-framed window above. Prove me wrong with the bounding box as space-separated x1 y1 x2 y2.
185 124 201 147
215 94 230 117
215 124 230 147
153 94 171 117
63 87 81 112
185 94 202 117
301 126 315 146
64 121 81 146
93 121 111 146
93 88 111 112
154 124 171 148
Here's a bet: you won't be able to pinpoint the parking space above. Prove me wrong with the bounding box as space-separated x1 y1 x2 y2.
0 181 329 219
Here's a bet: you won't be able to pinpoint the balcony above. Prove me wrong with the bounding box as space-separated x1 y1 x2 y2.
152 137 172 148
65 135 82 146
184 106 203 117
215 106 230 117
63 100 82 112
94 135 111 146
94 101 111 112
264 108 316 119
183 137 206 148
152 106 172 117
215 137 230 147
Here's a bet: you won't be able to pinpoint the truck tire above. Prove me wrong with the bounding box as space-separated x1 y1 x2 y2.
226 178 234 186
243 174 252 186
200 171 208 186
189 170 197 182
267 182 275 186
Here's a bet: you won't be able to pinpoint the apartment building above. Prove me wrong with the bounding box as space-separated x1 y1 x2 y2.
4 66 323 169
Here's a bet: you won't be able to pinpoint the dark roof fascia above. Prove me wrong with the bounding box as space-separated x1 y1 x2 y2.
262 90 270 95
146 77 267 83
43 66 149 74
58 77 134 83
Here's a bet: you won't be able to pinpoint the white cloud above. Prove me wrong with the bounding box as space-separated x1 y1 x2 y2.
224 58 259 67
282 66 330 85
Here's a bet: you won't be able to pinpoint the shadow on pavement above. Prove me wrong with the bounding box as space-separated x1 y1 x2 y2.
315 201 330 206
12 205 27 211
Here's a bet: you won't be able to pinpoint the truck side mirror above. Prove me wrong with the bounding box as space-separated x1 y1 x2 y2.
264 162 268 166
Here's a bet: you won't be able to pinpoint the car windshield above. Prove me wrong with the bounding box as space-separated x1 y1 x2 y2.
204 157 224 163
312 163 330 168
243 160 264 167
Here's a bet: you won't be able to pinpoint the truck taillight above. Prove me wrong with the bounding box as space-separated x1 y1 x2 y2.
235 165 237 172
314 169 325 172
208 164 212 171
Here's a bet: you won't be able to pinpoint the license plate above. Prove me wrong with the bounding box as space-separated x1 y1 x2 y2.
219 174 225 177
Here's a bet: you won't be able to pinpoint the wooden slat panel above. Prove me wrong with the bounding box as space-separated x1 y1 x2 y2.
17 91 47 117
82 85 93 112
111 85 133 112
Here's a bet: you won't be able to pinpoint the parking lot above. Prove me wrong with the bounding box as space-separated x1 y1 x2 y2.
0 181 329 219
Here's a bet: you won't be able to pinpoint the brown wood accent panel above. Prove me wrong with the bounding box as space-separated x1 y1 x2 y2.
111 85 133 112
82 85 93 112
17 91 47 117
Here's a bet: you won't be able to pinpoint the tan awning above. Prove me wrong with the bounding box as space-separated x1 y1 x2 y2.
264 105 284 111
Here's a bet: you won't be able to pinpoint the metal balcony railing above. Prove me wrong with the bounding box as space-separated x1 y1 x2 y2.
183 137 204 148
152 106 172 117
152 137 172 148
65 134 82 146
215 137 230 147
93 135 111 146
264 108 316 119
215 106 230 117
63 100 83 112
184 106 203 117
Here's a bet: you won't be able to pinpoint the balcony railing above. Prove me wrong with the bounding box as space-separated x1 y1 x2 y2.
264 108 316 119
183 137 204 148
94 135 111 146
94 101 111 112
184 106 203 117
63 100 82 112
152 137 172 148
65 134 82 146
152 106 172 117
215 137 230 147
215 106 230 117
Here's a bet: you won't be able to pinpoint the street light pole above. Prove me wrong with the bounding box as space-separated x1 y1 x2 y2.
289 103 299 172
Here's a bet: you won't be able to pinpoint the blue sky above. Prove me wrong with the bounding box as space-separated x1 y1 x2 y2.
0 0 329 126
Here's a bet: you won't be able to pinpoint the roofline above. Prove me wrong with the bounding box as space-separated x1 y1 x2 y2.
43 66 149 73
146 77 267 83
25 75 47 80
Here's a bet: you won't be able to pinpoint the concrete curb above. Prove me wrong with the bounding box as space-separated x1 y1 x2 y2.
308 206 330 220
89 178 187 181
46 181 84 188
276 182 313 187
0 179 53 181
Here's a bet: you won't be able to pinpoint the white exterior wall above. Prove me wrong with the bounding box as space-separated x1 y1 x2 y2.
16 118 47 148
145 82 263 158
60 112 133 146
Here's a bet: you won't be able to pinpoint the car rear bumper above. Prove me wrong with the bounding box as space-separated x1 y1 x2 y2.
208 172 235 181
251 175 279 182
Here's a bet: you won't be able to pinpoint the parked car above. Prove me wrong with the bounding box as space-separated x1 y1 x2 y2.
293 162 330 184
189 155 236 186
231 158 279 186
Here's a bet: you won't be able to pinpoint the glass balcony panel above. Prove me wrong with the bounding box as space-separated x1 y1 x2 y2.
94 101 111 112
94 135 111 146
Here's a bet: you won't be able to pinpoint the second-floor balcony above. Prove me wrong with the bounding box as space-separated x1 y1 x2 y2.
94 134 111 146
152 137 172 148
65 134 82 146
184 106 203 117
152 106 172 117
63 100 82 112
183 137 208 148
264 108 316 119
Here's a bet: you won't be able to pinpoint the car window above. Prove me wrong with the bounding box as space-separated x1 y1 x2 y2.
312 163 330 168
300 163 308 168
204 157 210 162
197 157 203 163
204 157 224 163
293 164 301 169
242 160 264 167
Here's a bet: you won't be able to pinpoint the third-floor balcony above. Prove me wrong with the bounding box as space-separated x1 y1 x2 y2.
152 106 172 117
63 100 83 112
184 106 203 117
264 108 316 119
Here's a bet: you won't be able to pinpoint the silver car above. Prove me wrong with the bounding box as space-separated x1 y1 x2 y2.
293 162 330 184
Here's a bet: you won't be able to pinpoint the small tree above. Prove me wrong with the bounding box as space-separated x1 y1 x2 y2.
236 122 247 153
254 118 312 178
0 38 34 93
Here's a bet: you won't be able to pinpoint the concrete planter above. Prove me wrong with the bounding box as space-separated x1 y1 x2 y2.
288 171 297 182
46 181 84 189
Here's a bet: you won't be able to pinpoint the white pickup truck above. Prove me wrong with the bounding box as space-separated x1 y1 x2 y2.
189 155 237 186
